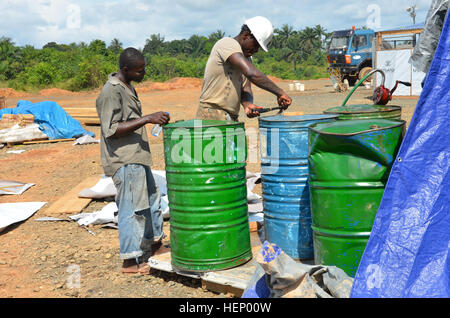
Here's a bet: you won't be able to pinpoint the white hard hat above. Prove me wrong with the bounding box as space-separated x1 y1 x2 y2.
244 16 274 52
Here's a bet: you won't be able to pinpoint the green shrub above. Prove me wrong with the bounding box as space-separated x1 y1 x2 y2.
145 54 206 82
68 55 116 90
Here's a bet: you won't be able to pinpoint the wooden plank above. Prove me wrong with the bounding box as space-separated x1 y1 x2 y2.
44 176 101 215
6 137 49 147
68 115 98 120
66 111 98 116
377 29 423 36
76 118 100 125
249 221 261 233
64 107 97 111
283 111 304 116
67 113 98 117
23 138 75 145
201 279 245 297
201 244 261 296
64 108 99 125
64 108 97 112
67 114 100 125
70 116 99 120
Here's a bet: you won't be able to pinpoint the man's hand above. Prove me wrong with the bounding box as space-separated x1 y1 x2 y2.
145 111 170 125
277 92 292 110
111 111 170 138
228 52 292 110
244 103 264 118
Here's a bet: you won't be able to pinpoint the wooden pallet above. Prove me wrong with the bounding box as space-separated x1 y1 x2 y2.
64 108 100 125
148 232 263 297
0 114 35 130
44 176 101 215
23 138 75 145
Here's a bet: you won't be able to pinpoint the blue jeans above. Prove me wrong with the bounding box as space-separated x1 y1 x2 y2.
112 164 164 260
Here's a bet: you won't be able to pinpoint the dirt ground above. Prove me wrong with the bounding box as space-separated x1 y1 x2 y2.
0 78 419 298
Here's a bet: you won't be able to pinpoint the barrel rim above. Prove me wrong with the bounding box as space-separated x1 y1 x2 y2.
324 104 402 115
308 119 406 136
163 119 243 129
171 251 253 273
311 225 372 238
258 114 339 123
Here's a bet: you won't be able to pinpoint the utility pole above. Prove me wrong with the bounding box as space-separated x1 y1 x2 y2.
407 4 418 25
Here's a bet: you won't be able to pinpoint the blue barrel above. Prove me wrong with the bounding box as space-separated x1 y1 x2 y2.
258 114 339 260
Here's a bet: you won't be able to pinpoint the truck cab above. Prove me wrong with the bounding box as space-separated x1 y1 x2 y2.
328 28 375 86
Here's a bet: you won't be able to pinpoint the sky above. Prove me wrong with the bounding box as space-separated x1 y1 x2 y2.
1 0 433 49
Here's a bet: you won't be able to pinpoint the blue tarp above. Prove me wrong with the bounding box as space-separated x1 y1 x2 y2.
351 12 450 298
0 100 94 140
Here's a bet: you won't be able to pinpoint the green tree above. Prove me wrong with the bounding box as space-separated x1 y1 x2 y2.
313 25 328 50
70 54 115 90
278 24 295 42
108 38 122 54
88 39 108 56
272 24 296 49
285 34 303 71
43 42 71 51
165 39 188 56
143 34 165 56
299 27 320 57
26 62 58 86
208 30 226 42
1 23 332 91
186 35 208 58
0 37 23 80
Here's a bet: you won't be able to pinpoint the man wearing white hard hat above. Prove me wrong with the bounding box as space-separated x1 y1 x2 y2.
196 16 292 121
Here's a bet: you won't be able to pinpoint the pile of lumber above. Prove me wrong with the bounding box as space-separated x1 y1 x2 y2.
0 114 35 130
64 107 99 125
0 96 6 109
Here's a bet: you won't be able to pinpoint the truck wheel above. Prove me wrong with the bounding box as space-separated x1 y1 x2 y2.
344 76 357 86
358 67 372 84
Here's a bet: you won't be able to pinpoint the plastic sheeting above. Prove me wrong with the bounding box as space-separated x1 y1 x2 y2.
0 202 47 233
409 0 449 74
351 11 450 298
0 180 34 195
0 123 48 143
0 100 94 140
376 49 426 96
242 242 354 298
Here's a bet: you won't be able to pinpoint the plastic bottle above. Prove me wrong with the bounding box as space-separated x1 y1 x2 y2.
151 112 169 137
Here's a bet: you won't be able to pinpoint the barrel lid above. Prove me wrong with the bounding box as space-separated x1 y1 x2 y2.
259 114 339 122
310 118 405 135
164 119 242 129
324 104 401 114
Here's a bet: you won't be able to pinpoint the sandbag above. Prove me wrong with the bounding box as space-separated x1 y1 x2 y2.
242 242 353 298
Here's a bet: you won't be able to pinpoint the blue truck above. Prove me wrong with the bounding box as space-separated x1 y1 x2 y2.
327 27 375 86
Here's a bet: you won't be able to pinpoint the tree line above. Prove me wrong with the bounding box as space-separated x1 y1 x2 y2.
0 24 332 92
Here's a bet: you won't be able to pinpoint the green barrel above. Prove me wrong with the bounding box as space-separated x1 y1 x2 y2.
308 119 405 277
163 119 252 272
324 104 402 121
